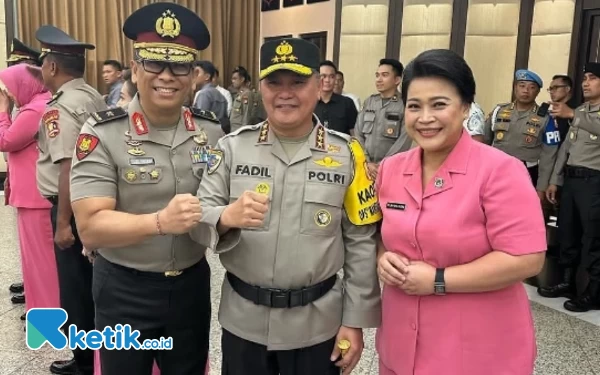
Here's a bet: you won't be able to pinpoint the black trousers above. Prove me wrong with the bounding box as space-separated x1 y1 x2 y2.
526 164 539 188
558 174 600 281
50 204 95 371
221 329 339 375
94 255 211 375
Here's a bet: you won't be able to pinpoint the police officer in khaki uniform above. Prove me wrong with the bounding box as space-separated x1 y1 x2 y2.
484 70 560 198
539 63 600 313
229 66 266 133
196 37 381 375
355 58 411 180
70 3 222 374
35 25 106 375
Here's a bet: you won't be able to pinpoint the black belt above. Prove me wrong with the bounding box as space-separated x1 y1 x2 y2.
565 166 600 178
46 195 58 205
100 255 203 278
227 272 336 308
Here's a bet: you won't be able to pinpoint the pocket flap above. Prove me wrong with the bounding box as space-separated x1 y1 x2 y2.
304 182 344 207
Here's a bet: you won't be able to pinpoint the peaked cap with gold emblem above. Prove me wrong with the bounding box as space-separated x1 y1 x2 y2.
35 25 95 60
259 38 320 80
123 2 210 63
6 38 40 65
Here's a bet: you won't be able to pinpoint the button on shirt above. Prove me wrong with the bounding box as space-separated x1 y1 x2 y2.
375 131 547 375
314 93 358 135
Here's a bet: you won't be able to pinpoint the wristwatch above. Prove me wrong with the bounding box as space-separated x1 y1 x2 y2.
434 268 446 295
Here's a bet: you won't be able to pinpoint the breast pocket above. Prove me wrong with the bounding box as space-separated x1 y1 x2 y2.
361 112 376 134
520 125 542 148
119 166 163 185
230 177 274 231
382 112 401 139
301 183 345 236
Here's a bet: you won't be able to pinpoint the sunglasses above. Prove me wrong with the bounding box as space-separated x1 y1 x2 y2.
136 60 194 77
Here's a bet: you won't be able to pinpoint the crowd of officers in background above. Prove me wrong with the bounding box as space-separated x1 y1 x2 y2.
2 2 600 373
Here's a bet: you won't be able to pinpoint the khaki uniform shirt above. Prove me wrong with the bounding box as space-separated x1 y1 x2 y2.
229 89 266 133
484 102 559 191
354 92 411 163
550 103 600 186
37 78 107 197
197 120 382 350
70 95 224 272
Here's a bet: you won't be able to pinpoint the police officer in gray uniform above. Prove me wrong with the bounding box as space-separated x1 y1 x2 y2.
35 25 106 375
196 38 381 375
355 58 411 180
540 63 600 312
484 69 560 198
70 3 222 374
229 66 266 133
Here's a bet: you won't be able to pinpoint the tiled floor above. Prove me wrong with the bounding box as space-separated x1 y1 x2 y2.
0 202 598 374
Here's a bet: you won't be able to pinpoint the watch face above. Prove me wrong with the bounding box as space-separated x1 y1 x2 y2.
434 284 445 295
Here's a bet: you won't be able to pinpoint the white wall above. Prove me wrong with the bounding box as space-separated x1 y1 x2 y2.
260 0 336 60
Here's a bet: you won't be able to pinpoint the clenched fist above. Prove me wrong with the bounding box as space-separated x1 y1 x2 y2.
221 191 270 229
158 194 202 234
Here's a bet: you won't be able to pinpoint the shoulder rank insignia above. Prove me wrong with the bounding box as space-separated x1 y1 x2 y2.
47 91 63 104
91 107 128 125
190 107 220 124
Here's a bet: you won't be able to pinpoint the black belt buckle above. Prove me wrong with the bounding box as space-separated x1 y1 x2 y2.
260 288 290 308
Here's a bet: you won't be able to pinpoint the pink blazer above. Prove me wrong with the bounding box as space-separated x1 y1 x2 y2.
0 92 52 208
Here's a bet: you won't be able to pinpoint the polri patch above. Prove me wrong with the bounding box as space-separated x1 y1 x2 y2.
76 134 100 161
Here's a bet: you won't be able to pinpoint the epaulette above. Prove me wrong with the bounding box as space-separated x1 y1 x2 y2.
497 102 511 109
229 122 263 136
324 127 351 142
90 107 128 125
47 91 63 105
190 107 220 124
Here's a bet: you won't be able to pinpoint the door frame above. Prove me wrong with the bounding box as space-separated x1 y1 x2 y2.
573 8 600 104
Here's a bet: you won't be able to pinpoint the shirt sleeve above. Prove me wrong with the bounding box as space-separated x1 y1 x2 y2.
193 91 211 112
0 109 39 152
45 103 82 163
482 156 547 255
70 121 118 202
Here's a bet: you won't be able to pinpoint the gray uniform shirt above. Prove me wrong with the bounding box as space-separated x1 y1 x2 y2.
229 89 266 133
196 120 382 350
550 103 600 186
37 78 107 197
354 92 411 163
70 95 224 272
484 102 558 191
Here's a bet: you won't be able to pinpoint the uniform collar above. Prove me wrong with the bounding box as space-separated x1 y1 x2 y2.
127 95 202 148
403 130 471 176
586 102 600 112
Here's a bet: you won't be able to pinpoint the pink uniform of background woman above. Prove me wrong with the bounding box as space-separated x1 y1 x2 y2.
0 64 59 313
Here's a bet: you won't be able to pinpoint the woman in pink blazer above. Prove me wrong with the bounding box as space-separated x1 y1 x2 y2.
375 50 547 375
0 64 59 314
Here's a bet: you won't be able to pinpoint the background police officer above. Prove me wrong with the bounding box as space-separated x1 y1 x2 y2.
484 70 560 200
540 63 600 313
70 3 222 374
355 58 411 180
35 25 106 375
229 66 266 133
196 38 381 375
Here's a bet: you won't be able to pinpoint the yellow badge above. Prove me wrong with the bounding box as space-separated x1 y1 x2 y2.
314 156 342 168
255 182 270 195
327 144 341 153
125 170 137 182
496 132 504 141
314 209 332 227
149 169 160 180
155 9 181 38
344 139 382 225
591 134 598 141
527 127 536 135
530 117 540 123
193 131 208 145
271 40 298 63
499 111 511 120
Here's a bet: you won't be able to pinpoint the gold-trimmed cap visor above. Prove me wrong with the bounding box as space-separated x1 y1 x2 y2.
259 38 320 80
133 42 196 63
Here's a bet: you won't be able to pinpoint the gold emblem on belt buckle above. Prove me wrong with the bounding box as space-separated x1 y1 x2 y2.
164 270 183 277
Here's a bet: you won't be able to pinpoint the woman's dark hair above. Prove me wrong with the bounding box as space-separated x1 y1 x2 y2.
401 49 475 105
233 66 252 83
